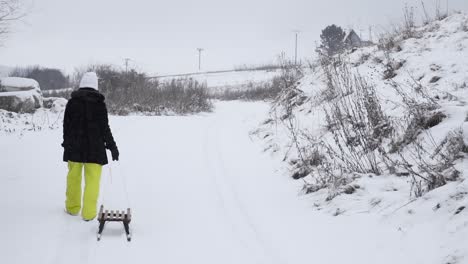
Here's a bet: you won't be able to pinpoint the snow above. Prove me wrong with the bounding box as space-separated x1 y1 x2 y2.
1 12 467 264
0 101 466 264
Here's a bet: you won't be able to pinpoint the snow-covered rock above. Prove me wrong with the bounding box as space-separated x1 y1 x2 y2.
0 77 43 113
0 77 40 92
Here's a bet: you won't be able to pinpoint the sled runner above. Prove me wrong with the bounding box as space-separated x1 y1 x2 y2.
97 205 132 242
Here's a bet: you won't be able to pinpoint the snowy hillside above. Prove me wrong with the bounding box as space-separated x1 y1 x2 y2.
157 69 281 94
254 13 468 263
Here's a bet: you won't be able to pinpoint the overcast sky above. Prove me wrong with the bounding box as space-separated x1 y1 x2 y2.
1 0 468 75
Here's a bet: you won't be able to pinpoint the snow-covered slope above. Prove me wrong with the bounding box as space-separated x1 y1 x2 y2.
254 13 468 263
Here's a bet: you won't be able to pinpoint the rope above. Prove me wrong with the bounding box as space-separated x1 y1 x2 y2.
102 162 131 209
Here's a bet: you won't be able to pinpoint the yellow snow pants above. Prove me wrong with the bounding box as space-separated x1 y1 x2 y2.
65 162 102 220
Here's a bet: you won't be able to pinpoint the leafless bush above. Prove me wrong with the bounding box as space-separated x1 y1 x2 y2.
403 5 417 39
435 0 448 21
215 79 282 101
382 53 405 80
389 80 441 152
432 129 465 168
387 128 463 197
377 31 399 52
276 52 304 89
216 54 303 102
381 79 462 196
73 65 212 115
322 63 392 175
420 1 431 25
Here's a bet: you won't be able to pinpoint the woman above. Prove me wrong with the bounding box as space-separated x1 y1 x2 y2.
62 72 119 221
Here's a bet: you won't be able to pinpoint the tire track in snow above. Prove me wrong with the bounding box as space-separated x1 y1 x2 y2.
202 119 265 263
205 116 287 264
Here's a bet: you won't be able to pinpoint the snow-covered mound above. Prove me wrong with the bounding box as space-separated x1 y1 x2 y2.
158 69 281 94
254 13 468 262
0 77 43 113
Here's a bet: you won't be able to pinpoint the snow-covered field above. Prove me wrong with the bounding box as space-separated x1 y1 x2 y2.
0 101 465 264
158 69 281 94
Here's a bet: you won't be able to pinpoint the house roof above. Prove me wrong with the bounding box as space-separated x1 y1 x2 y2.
343 29 360 42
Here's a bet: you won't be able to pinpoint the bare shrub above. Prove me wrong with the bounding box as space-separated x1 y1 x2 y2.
435 0 448 21
389 129 463 197
215 79 282 101
389 79 441 152
431 129 466 171
403 5 416 39
73 65 212 115
383 80 461 196
420 1 431 25
218 54 303 102
377 32 399 52
322 62 392 176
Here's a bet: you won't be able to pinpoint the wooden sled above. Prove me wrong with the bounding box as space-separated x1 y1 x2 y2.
97 205 132 242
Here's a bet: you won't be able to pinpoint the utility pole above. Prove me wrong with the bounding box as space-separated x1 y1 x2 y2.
293 30 300 65
197 48 204 71
124 58 131 73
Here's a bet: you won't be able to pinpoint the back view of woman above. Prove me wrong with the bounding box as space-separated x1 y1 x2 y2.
62 72 119 221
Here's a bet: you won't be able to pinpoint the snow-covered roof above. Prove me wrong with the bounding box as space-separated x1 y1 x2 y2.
0 77 40 91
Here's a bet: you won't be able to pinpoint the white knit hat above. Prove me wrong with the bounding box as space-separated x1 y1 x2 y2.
79 72 99 90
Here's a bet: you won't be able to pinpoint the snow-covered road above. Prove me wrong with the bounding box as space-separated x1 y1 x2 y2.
1 102 438 264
